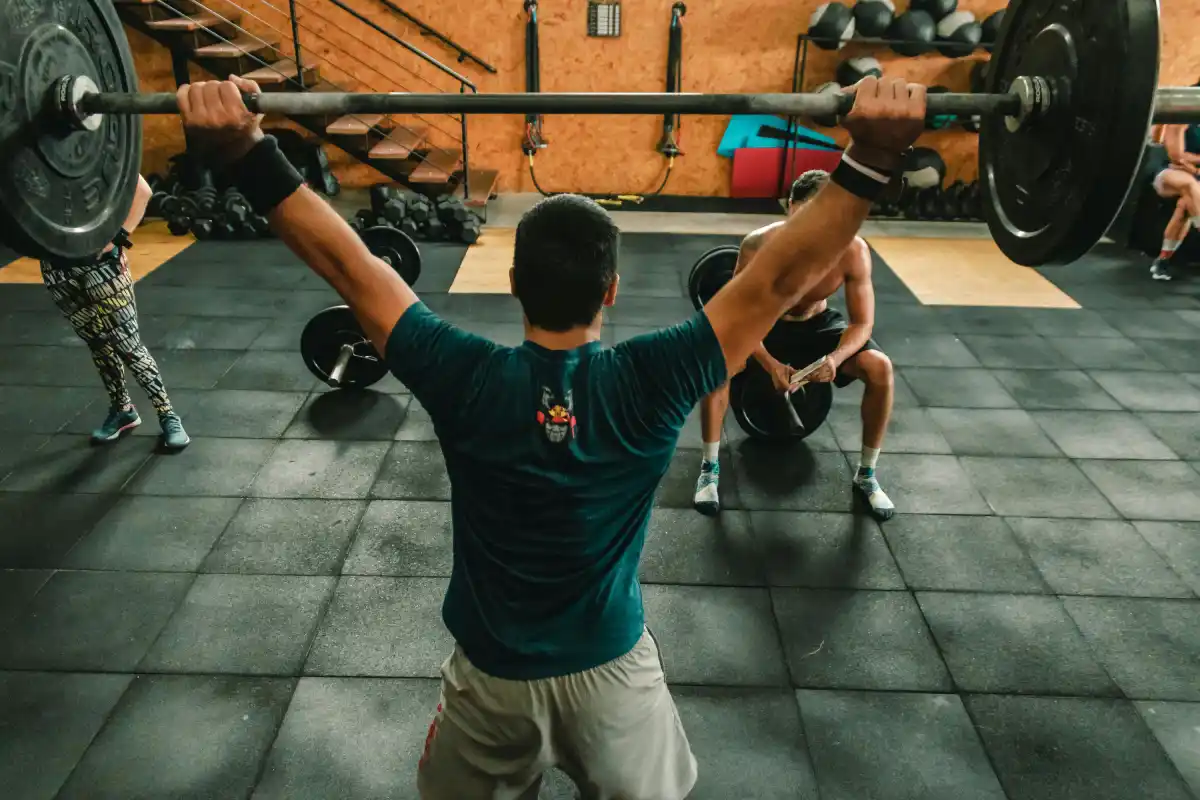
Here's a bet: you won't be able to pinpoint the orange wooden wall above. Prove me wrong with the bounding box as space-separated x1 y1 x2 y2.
132 0 1200 195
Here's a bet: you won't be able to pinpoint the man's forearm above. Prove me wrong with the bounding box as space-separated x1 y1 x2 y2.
748 184 873 307
267 185 382 293
751 343 774 367
830 323 873 365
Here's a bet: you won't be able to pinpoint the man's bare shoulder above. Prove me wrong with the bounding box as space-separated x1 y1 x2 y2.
742 220 787 250
844 237 872 274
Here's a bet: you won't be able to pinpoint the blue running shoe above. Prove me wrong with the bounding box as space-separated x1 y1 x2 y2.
159 413 190 451
92 406 141 443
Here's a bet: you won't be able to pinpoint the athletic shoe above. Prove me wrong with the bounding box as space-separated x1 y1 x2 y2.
92 406 141 443
1150 261 1173 281
693 460 721 516
159 413 190 451
853 468 895 521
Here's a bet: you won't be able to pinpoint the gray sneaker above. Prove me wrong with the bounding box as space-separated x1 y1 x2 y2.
159 413 190 451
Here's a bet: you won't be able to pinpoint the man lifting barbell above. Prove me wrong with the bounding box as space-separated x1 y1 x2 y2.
39 174 190 450
694 170 896 522
176 73 924 798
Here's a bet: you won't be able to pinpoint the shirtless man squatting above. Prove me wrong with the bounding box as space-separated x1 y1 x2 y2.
693 170 897 521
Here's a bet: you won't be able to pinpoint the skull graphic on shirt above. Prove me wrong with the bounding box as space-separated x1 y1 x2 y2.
537 387 576 443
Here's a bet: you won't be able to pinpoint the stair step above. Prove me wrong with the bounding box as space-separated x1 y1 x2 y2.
145 11 239 32
369 127 429 159
454 168 501 208
194 36 280 58
327 114 389 136
242 59 319 87
409 148 464 183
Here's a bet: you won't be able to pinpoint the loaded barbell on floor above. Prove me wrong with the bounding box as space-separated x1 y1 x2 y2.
0 0 1192 268
687 246 835 442
298 226 421 389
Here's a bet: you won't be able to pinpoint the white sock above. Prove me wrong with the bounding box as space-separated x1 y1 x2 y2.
859 446 880 471
702 441 720 463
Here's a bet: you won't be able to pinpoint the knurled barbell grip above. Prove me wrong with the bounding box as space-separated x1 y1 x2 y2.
69 86 1200 123
78 89 1027 119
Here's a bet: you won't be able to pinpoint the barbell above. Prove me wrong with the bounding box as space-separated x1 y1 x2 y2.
0 0 1193 268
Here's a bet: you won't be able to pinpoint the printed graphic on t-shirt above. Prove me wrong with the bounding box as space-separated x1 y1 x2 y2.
536 386 576 443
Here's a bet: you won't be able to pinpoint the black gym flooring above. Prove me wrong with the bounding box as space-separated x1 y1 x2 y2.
0 233 1198 800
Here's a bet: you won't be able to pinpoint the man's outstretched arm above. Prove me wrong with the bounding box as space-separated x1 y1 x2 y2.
266 185 417 353
176 76 416 355
703 77 925 375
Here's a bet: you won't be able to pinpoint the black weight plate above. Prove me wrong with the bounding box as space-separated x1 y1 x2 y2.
730 362 833 441
980 0 1159 267
360 225 422 287
0 0 142 265
687 245 740 311
300 305 388 388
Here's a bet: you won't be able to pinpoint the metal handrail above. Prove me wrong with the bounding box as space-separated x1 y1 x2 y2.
375 0 496 74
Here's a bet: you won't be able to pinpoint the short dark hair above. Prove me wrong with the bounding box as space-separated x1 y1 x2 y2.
512 194 619 332
789 170 830 206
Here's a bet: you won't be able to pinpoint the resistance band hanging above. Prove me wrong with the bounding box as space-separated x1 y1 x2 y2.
522 0 546 155
526 2 686 204
657 3 686 160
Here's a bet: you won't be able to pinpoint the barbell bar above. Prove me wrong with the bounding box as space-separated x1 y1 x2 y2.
69 87 1200 125
0 0 1191 270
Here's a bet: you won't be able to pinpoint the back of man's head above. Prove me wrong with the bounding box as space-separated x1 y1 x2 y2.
512 194 620 332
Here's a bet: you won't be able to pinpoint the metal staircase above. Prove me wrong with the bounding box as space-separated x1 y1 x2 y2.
114 0 499 207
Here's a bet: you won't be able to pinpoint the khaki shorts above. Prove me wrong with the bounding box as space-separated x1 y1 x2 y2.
417 628 697 800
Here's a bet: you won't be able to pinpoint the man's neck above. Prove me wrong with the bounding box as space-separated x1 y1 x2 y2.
524 319 603 350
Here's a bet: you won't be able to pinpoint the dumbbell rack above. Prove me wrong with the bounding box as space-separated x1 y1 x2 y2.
780 32 989 204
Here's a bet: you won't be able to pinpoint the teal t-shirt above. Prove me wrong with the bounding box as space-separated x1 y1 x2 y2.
386 303 726 680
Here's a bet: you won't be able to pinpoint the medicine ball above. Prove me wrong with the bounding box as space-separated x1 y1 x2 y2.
808 2 856 50
812 82 843 127
980 10 1005 50
910 0 956 20
852 0 894 38
936 11 981 58
836 56 883 87
903 147 946 190
888 10 936 57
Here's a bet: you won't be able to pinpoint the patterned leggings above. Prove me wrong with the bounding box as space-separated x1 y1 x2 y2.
40 249 173 416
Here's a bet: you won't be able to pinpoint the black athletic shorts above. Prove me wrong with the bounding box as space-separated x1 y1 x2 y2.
762 308 880 389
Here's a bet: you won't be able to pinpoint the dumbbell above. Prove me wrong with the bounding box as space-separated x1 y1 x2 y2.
375 216 392 229
436 196 470 223
251 215 272 238
213 216 238 240
370 185 399 215
167 215 192 236
191 217 215 240
425 218 445 241
383 198 407 226
224 200 250 228
407 196 432 223
400 218 419 238
194 174 218 215
460 217 482 244
349 215 367 233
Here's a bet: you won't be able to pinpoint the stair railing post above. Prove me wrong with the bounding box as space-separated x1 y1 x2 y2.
288 0 304 88
460 84 471 203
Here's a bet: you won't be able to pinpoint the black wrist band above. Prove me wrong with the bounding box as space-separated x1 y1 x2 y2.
831 154 895 202
229 136 305 217
111 226 132 249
